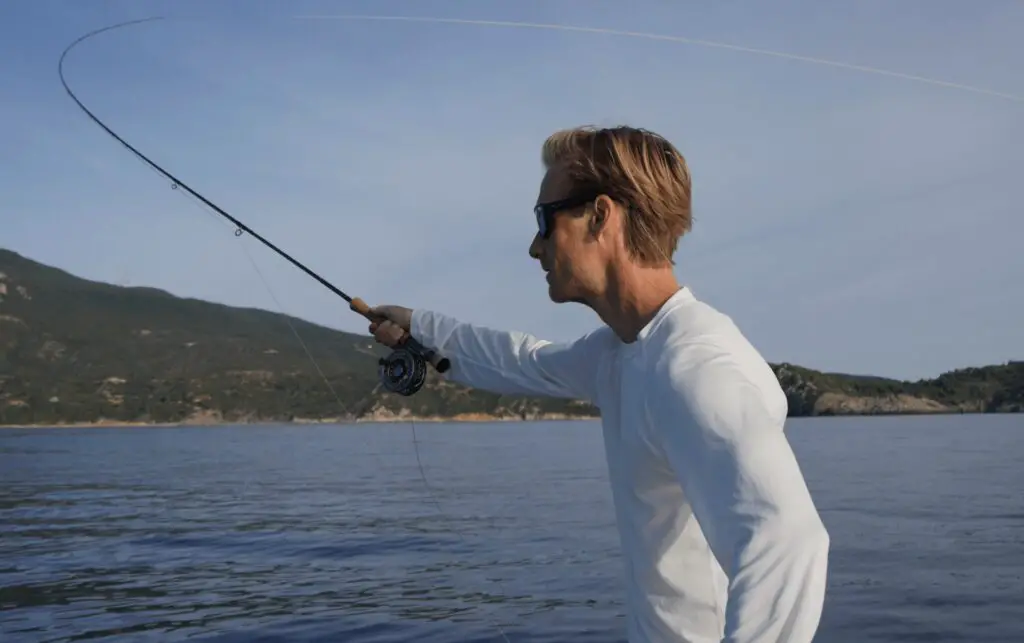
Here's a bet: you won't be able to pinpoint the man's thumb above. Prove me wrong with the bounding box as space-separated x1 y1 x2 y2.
368 305 402 325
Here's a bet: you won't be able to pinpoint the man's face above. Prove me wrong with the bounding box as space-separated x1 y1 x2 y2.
529 167 602 304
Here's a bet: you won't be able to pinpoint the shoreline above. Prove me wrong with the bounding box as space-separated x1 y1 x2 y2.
0 413 602 429
0 409 1010 429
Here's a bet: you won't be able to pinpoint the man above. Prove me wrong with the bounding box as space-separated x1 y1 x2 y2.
368 125 829 642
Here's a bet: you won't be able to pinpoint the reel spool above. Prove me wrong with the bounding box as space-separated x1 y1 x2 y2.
378 347 428 396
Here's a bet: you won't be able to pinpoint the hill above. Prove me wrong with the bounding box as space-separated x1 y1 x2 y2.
0 248 1020 426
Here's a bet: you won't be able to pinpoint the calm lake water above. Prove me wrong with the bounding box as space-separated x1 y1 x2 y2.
1 414 1022 642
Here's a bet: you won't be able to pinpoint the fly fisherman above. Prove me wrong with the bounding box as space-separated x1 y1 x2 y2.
368 125 830 643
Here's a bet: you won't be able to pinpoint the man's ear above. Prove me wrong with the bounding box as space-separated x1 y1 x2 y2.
589 195 614 237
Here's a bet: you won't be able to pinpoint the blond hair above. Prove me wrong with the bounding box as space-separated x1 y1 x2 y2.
541 125 692 266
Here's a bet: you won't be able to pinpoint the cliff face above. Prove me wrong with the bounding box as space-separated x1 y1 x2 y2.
1 248 1019 426
812 393 950 415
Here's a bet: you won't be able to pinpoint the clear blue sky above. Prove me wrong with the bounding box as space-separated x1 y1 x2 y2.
3 0 1022 380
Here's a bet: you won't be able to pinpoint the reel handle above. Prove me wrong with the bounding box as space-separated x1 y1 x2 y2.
350 297 451 373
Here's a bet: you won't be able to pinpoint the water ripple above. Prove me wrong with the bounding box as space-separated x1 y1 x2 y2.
2 417 1022 642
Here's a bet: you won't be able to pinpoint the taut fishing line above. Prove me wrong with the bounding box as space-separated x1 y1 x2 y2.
58 13 1019 641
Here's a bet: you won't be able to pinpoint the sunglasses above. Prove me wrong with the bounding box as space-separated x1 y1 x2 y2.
533 192 601 239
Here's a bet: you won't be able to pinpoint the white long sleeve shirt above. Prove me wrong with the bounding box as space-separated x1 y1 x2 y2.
410 286 829 643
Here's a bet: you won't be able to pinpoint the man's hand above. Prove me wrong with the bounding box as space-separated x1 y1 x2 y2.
367 305 413 348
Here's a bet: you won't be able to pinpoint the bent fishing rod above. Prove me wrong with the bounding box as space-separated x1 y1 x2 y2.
57 16 449 396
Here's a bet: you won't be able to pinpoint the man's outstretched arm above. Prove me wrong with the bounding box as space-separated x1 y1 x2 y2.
368 305 606 404
649 354 830 643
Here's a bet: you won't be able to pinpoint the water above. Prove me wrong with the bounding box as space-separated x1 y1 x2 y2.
1 415 1021 642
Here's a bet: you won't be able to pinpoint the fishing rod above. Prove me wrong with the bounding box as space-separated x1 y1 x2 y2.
57 16 450 397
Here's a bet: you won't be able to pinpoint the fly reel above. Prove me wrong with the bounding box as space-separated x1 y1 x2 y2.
378 347 429 396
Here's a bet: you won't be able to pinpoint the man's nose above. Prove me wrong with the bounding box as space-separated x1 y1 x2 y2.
529 232 542 259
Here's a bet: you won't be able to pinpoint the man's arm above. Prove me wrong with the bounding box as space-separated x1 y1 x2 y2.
648 354 829 643
406 308 606 403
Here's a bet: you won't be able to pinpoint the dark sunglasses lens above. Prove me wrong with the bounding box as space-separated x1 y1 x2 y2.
535 207 548 236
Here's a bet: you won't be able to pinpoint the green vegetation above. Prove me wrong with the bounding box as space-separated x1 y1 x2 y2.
0 248 1019 426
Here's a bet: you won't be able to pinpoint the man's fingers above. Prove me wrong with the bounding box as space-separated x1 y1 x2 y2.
370 319 406 347
366 305 412 332
364 305 413 349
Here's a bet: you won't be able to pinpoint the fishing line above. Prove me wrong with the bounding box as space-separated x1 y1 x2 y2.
295 13 1024 104
56 12 1018 641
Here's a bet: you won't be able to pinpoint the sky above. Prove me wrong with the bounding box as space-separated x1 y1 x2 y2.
2 0 1022 381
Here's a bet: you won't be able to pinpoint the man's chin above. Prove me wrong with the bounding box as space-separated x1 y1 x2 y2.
547 282 569 303
546 281 558 301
